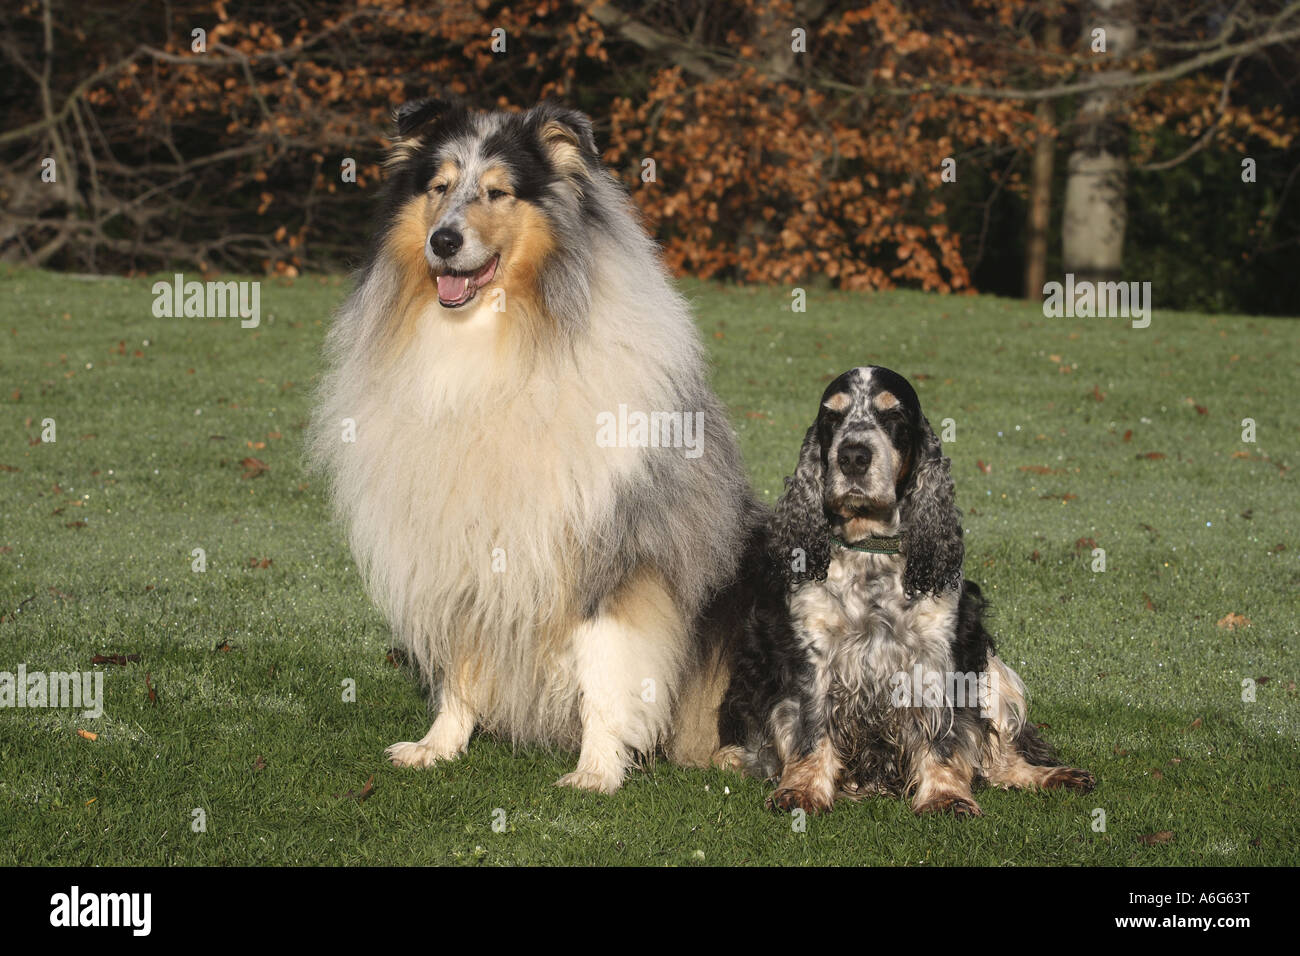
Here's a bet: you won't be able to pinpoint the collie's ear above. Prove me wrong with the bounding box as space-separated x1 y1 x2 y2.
770 424 832 589
528 102 599 177
393 98 453 138
900 418 964 597
386 98 456 167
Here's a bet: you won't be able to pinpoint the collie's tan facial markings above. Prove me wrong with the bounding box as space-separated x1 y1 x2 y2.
382 197 439 354
464 197 557 346
478 164 514 199
428 159 459 202
380 157 560 358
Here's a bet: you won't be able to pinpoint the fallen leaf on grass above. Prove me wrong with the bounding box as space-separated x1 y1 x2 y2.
336 776 375 802
1216 613 1251 630
1138 831 1174 845
92 653 140 666
1019 465 1060 475
1122 429 1132 442
77 729 98 741
976 460 991 474
214 641 234 652
239 457 269 479
253 756 266 771
1074 537 1097 551
247 557 272 569
1143 594 1156 611
1186 717 1203 731
145 672 157 704
1138 452 1166 460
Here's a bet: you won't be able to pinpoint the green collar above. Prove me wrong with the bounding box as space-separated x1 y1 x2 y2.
831 533 902 555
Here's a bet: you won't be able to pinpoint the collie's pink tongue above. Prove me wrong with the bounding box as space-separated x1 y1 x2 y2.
437 273 471 304
436 256 498 306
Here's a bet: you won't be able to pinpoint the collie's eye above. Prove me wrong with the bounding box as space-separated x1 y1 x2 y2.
432 183 448 195
487 188 508 201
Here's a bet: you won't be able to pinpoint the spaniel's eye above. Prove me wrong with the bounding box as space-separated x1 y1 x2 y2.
432 183 448 195
487 188 509 201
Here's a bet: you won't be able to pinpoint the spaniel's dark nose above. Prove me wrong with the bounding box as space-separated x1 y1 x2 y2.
428 228 463 259
837 442 872 477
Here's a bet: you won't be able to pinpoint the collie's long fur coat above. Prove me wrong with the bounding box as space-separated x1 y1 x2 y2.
310 100 755 792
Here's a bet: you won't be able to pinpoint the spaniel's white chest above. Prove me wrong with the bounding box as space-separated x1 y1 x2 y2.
793 550 958 697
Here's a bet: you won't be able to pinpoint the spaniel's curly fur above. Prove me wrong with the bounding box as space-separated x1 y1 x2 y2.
717 366 1094 815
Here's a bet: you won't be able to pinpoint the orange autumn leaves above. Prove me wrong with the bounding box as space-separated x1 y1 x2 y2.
29 0 1294 285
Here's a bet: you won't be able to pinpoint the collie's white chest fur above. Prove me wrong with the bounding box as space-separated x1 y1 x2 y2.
312 259 713 745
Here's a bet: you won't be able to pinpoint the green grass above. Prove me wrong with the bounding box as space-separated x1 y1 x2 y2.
0 266 1296 866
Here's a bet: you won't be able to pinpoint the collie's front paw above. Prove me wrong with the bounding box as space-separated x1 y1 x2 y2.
555 769 623 794
710 745 746 773
385 740 462 768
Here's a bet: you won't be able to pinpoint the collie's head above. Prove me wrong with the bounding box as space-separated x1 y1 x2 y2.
374 99 612 338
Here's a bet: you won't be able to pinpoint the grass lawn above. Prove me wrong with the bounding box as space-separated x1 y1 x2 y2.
0 265 1296 866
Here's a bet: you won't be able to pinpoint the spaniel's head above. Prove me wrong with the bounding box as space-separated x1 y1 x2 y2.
771 366 963 597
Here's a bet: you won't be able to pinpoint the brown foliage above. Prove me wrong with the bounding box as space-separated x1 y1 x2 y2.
0 0 1294 288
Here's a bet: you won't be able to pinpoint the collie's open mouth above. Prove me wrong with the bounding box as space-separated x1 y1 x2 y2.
435 254 499 308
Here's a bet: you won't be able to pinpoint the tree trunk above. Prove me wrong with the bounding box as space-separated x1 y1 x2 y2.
1062 0 1136 283
1024 21 1061 298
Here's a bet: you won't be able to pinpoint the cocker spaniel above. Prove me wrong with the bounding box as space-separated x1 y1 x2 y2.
717 366 1094 816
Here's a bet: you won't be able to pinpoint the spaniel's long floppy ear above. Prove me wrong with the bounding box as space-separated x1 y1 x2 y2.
770 424 832 589
899 417 964 597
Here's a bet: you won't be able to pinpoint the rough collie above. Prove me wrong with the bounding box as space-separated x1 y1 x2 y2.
310 100 755 793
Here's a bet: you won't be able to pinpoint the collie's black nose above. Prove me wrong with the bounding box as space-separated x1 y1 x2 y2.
837 442 872 477
428 228 463 259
